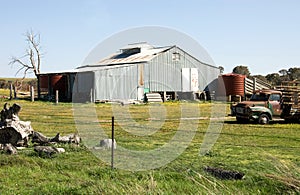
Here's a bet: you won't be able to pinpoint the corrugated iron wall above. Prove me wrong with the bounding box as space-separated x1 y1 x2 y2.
147 47 181 91
148 47 220 92
73 71 94 102
93 65 138 100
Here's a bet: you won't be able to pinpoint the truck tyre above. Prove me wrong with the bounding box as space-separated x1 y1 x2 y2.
259 114 270 124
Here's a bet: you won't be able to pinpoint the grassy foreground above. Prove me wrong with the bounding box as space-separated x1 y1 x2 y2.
0 93 299 194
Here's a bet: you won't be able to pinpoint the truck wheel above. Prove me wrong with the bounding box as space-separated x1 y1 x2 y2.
259 114 270 124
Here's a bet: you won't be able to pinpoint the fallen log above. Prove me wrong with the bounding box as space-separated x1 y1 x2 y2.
49 133 81 144
32 131 81 145
0 143 17 155
34 146 65 157
4 143 17 155
204 166 245 180
31 131 50 145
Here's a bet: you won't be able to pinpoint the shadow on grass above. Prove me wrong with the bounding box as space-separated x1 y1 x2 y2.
224 119 299 125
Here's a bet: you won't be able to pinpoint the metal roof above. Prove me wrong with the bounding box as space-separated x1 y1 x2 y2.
78 44 173 68
38 69 79 75
75 64 137 72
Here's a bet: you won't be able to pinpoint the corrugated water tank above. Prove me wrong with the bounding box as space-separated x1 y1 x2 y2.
50 75 66 92
218 73 246 96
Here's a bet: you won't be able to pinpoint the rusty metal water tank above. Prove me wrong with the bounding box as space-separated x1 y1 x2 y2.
50 75 66 91
218 73 246 96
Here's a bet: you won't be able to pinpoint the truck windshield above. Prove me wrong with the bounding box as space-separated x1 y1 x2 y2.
250 93 269 101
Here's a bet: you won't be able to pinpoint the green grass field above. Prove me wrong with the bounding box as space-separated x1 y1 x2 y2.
0 89 299 194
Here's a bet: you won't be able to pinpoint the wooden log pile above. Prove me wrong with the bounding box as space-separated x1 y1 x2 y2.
0 103 80 156
0 103 33 146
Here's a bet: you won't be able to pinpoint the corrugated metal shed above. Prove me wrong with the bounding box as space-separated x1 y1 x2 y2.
40 43 221 102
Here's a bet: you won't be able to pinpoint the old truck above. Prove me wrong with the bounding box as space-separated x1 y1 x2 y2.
231 82 300 124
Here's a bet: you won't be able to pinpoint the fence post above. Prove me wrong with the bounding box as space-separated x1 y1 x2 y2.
253 77 256 92
111 116 115 169
31 86 34 102
243 77 246 100
9 84 13 100
13 85 17 99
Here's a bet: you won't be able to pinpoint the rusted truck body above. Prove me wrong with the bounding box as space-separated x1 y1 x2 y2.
231 84 300 124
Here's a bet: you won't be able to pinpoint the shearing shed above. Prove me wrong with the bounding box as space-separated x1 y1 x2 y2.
38 43 221 102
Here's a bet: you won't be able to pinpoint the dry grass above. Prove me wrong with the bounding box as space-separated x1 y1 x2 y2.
0 98 299 194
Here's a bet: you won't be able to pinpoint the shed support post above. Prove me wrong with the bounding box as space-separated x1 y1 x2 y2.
48 75 51 100
55 90 59 104
37 75 41 99
163 91 167 102
90 88 94 103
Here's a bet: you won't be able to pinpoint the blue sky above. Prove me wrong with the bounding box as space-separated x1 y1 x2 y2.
1 0 299 77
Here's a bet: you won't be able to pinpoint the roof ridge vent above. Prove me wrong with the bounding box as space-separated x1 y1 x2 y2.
120 42 154 51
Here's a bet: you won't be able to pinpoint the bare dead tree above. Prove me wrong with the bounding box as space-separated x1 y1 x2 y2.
9 30 43 79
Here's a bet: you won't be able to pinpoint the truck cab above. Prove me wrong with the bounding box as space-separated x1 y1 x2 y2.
231 89 282 124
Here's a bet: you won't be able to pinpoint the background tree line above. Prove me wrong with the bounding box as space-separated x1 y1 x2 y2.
0 78 37 91
232 65 300 85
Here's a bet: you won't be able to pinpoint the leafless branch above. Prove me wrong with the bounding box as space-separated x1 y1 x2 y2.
9 30 42 79
9 57 31 69
26 31 41 75
15 66 25 76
